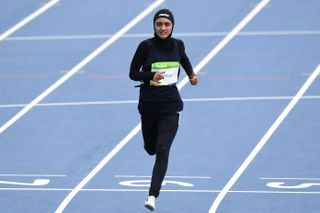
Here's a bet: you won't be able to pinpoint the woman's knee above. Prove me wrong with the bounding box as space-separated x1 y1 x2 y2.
144 145 156 155
156 145 169 159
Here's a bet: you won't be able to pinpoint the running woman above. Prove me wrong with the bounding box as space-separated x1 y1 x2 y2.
129 8 198 211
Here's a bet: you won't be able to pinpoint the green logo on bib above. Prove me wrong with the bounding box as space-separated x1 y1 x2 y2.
152 61 180 70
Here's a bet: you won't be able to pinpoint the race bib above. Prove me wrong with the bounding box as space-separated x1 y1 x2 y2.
150 61 180 86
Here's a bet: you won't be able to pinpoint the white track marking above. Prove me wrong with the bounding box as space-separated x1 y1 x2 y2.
55 123 142 212
209 64 320 212
260 177 320 181
177 0 270 90
0 100 138 108
114 175 211 179
53 1 165 212
119 180 194 187
183 96 320 102
0 0 165 136
0 174 66 177
0 0 60 42
0 179 50 186
266 182 320 189
0 188 320 195
0 96 319 109
6 30 320 41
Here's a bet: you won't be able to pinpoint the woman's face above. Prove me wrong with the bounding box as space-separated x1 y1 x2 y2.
154 17 173 39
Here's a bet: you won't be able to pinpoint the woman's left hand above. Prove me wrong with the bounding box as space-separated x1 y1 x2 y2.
189 74 198 85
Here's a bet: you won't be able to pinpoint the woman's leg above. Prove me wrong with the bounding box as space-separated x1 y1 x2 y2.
141 111 158 155
149 112 179 198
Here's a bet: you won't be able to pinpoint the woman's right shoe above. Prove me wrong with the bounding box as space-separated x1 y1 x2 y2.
144 195 156 211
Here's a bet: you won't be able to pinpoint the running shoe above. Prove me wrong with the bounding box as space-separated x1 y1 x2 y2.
144 195 156 211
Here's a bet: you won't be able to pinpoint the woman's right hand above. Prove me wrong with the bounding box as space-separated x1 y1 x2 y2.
152 71 165 83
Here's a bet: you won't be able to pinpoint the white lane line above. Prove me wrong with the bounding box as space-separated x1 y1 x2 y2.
55 0 271 212
55 124 142 212
0 0 164 136
0 100 138 108
0 0 60 42
177 0 270 90
53 1 165 212
114 175 211 179
1 188 320 195
183 96 320 102
0 174 66 177
6 30 320 41
1 96 319 109
209 64 320 213
260 177 320 181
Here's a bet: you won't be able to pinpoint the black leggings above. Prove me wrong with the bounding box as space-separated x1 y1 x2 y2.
140 111 179 198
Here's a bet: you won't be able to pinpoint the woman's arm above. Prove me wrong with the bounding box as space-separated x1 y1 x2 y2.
129 41 155 81
177 39 198 85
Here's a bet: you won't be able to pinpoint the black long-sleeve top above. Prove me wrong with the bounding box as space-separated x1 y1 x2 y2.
129 36 195 113
129 37 194 81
